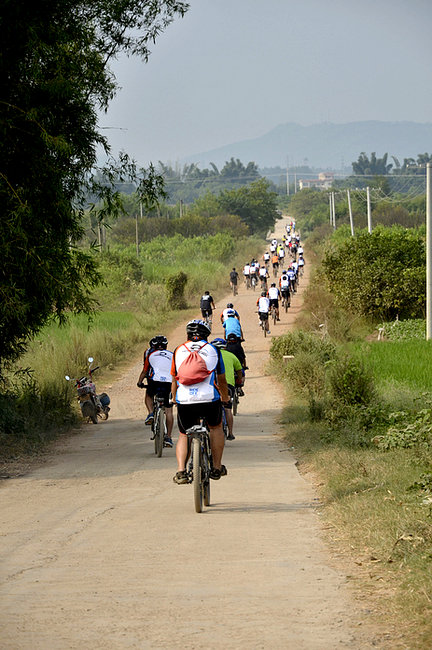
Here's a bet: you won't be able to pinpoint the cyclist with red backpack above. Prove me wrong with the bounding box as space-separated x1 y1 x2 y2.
171 319 229 485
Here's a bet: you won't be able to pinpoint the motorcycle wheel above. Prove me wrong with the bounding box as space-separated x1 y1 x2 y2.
98 408 109 420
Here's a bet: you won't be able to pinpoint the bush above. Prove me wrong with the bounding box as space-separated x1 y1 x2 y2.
165 272 188 309
327 355 376 407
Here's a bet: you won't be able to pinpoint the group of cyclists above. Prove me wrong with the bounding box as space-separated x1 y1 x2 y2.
137 221 303 487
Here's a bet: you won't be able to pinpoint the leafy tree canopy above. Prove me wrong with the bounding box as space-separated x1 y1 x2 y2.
0 0 188 373
323 227 426 320
218 178 279 235
352 152 393 175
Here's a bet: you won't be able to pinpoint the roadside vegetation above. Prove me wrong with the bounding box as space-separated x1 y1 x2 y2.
272 183 432 647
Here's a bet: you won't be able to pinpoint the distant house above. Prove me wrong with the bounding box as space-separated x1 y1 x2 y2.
298 172 334 191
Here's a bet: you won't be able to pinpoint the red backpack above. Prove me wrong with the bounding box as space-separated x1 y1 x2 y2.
175 343 212 386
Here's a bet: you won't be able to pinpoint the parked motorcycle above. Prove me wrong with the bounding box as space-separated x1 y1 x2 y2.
65 357 110 424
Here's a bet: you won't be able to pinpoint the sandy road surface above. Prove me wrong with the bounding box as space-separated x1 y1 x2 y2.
0 218 374 649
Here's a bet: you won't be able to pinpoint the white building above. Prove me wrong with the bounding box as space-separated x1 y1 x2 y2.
298 172 334 191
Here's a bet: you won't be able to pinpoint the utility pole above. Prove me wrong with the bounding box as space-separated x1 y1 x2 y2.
427 163 432 339
286 156 290 196
366 186 372 233
347 189 354 236
294 173 297 194
332 191 336 229
329 193 333 225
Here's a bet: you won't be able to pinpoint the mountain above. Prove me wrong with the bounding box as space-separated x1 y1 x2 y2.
181 121 432 170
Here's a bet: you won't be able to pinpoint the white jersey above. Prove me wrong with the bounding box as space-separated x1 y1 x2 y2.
298 257 305 267
258 296 270 313
268 286 279 300
298 246 304 255
147 349 173 383
270 244 276 253
264 252 270 261
259 266 268 278
243 264 250 276
280 276 289 289
278 248 285 258
173 341 221 404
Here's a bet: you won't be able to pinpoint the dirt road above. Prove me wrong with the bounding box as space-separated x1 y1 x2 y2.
1 218 373 649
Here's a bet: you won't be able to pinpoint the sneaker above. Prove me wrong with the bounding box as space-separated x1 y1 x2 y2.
164 437 173 448
173 470 188 485
145 413 154 425
227 433 235 440
220 465 228 476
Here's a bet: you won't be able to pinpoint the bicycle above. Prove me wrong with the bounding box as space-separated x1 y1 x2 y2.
203 312 213 331
245 275 251 290
250 275 257 291
231 282 238 296
152 394 167 458
232 386 240 416
270 303 277 327
186 423 212 513
281 291 290 313
258 313 268 337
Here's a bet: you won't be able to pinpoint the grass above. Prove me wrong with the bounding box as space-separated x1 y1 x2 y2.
356 340 432 393
280 401 432 648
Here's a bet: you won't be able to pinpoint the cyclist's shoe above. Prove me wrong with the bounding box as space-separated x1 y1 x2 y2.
277 318 280 321
238 388 245 396
210 465 228 480
164 436 173 448
227 433 235 440
145 413 154 425
173 470 188 485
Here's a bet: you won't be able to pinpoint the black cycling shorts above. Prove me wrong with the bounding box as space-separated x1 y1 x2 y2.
259 311 269 321
269 298 279 308
201 309 212 318
146 379 172 408
177 400 222 434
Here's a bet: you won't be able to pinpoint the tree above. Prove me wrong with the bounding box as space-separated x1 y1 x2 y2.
0 1 188 374
323 226 426 320
218 178 279 235
352 152 393 175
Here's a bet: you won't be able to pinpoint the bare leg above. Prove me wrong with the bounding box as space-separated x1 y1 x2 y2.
209 423 224 469
225 408 234 437
175 432 189 471
145 392 153 414
166 407 174 437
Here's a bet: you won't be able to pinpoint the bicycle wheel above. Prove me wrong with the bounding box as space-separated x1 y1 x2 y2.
202 444 211 506
192 438 203 513
273 308 277 326
232 390 238 416
155 407 165 457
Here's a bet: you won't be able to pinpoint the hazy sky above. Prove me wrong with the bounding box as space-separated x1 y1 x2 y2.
98 0 432 167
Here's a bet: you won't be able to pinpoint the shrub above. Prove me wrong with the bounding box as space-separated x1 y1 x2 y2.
327 355 376 407
165 272 188 309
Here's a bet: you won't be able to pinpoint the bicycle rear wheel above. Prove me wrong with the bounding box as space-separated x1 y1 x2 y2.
154 406 164 457
202 443 211 506
192 438 203 513
232 390 238 416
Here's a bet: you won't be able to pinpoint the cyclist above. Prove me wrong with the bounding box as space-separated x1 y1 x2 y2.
279 272 291 308
267 282 281 321
223 309 244 340
263 251 270 267
211 338 243 441
259 264 269 290
225 333 246 395
200 290 215 328
229 267 239 293
137 335 174 447
271 253 279 276
257 291 270 334
243 262 251 288
298 254 305 275
220 303 240 324
171 320 229 484
249 260 259 288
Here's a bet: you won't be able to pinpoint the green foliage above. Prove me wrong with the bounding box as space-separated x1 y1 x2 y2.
380 319 425 341
327 355 376 407
218 178 279 235
373 407 432 452
165 272 188 309
0 1 188 375
323 226 426 320
352 152 393 175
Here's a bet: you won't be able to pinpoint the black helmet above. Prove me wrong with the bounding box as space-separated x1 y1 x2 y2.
149 335 168 349
186 319 211 341
211 337 226 350
227 332 239 342
261 291 266 296
227 302 233 308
